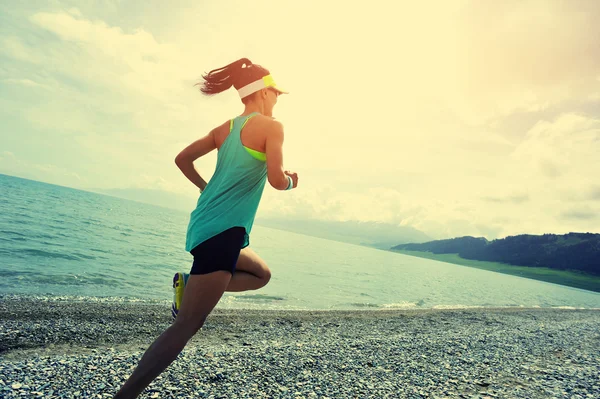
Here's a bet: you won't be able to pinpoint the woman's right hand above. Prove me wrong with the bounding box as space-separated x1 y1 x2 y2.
285 171 298 189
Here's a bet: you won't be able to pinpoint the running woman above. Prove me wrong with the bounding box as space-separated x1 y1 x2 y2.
114 58 297 399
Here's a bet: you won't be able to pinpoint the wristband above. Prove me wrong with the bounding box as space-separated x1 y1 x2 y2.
285 175 293 190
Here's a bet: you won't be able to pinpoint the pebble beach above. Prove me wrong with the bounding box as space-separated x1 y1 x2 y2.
1 295 599 399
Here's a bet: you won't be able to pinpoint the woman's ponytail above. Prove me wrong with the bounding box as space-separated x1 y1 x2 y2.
197 58 253 96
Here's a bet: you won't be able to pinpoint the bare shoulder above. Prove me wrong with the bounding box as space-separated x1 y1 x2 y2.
253 115 283 136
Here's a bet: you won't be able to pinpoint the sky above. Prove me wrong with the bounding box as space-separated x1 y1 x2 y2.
1 0 599 240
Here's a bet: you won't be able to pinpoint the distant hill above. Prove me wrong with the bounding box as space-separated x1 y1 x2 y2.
392 233 600 276
257 218 432 249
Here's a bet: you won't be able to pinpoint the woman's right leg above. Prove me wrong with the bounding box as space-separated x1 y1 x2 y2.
113 271 232 399
226 247 271 292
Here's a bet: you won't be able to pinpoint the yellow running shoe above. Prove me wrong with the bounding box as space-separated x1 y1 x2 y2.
171 272 189 320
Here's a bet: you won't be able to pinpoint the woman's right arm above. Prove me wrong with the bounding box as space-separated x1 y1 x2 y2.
174 126 219 191
265 121 297 190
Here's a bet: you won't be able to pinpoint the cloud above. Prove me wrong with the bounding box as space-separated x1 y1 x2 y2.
0 151 85 187
4 9 242 139
482 194 530 204
559 208 599 221
452 0 600 125
66 7 82 17
509 113 600 183
0 151 14 162
0 36 41 63
2 78 49 89
537 159 563 179
589 186 600 201
27 10 185 100
257 185 514 240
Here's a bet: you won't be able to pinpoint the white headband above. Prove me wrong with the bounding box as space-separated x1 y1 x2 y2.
237 74 287 99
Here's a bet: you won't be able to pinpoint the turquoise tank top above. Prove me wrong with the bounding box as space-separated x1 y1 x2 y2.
185 112 267 251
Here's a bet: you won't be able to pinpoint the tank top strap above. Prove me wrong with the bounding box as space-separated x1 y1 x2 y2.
230 112 260 134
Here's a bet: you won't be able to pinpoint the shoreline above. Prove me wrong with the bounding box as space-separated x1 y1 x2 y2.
1 296 599 398
1 292 597 311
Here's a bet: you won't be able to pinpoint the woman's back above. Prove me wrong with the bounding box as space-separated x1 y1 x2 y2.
185 113 269 251
213 113 275 154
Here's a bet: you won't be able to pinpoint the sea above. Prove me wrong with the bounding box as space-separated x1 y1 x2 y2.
1 173 599 311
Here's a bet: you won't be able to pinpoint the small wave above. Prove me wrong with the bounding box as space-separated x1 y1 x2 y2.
113 226 135 233
380 302 419 309
348 302 380 308
217 295 307 310
13 248 98 261
0 230 27 237
230 294 286 302
0 270 35 278
1 272 118 286
71 252 97 260
28 232 56 240
0 293 169 304
88 248 112 255
40 241 66 247
140 231 168 238
13 213 34 220
80 219 104 227
431 304 487 310
16 248 80 261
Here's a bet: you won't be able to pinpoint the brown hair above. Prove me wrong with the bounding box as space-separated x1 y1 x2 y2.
196 58 271 103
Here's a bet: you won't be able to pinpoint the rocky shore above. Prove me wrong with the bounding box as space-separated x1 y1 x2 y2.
1 295 599 398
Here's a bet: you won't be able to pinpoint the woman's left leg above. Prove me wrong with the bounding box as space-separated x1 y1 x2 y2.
115 270 232 399
226 247 271 292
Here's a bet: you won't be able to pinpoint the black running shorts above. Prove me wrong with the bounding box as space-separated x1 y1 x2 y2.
189 227 246 275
